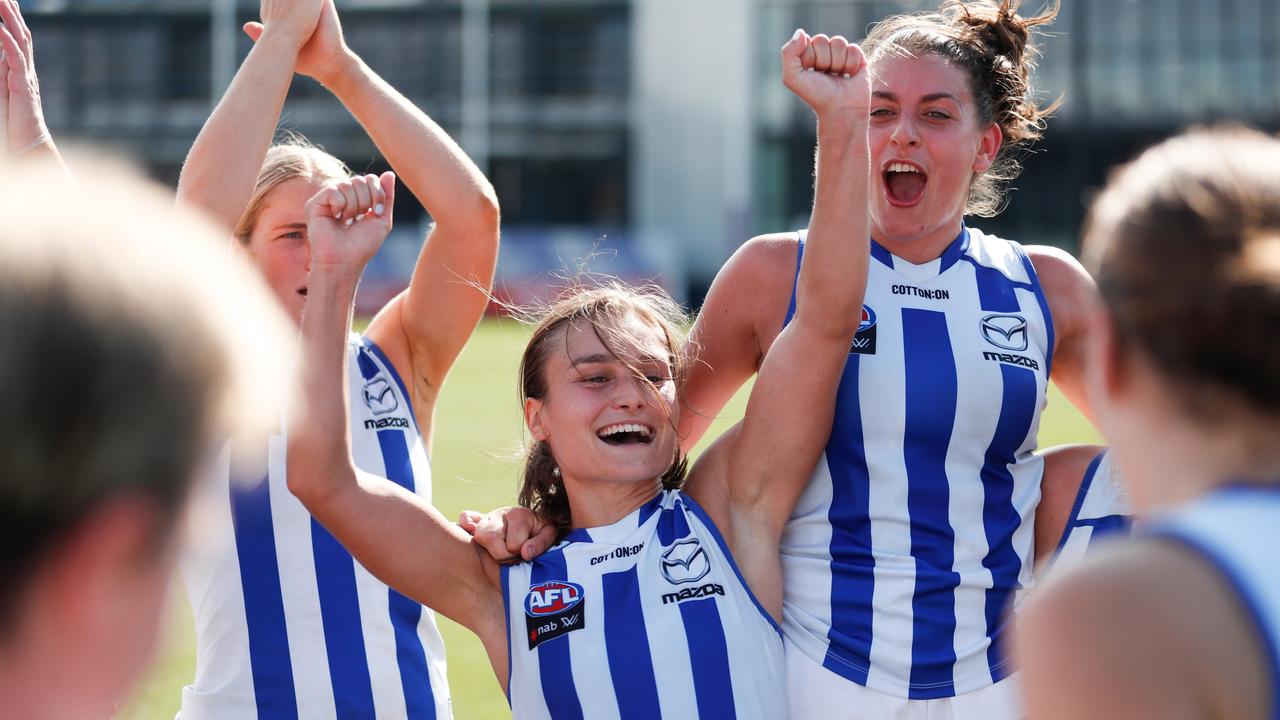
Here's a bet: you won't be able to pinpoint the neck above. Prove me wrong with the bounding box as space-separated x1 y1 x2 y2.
871 217 964 265
562 476 663 530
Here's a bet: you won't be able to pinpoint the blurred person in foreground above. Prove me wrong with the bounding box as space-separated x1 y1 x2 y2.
1017 125 1280 719
0 157 294 719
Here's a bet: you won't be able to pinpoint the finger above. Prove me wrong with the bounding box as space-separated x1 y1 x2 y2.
521 521 557 562
800 36 817 71
243 21 265 43
337 182 359 223
846 42 868 78
811 34 832 73
828 35 850 75
0 21 25 78
0 1 27 66
377 171 395 221
351 175 373 217
473 514 517 563
457 510 483 535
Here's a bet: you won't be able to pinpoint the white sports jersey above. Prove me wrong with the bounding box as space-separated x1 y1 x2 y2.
780 226 1052 699
179 334 451 720
503 490 786 719
1149 486 1280 718
1048 449 1132 572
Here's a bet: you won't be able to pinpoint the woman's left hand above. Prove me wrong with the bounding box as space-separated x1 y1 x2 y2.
244 0 351 86
305 171 397 276
781 29 872 121
0 0 51 156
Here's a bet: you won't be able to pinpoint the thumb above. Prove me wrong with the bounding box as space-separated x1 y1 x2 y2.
243 22 264 43
781 28 809 68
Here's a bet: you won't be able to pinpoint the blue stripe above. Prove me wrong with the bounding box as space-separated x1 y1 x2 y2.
377 429 437 720
1054 451 1106 557
1075 515 1132 536
637 492 665 526
937 226 970 274
678 593 737 719
603 568 662 719
821 352 874 685
870 240 894 269
979 363 1038 680
228 452 299 719
656 501 693 546
901 308 961 698
784 237 805 326
1013 244 1056 377
531 552 585 720
310 520 376 717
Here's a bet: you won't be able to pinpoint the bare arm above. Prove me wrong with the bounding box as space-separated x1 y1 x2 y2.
250 2 500 428
286 174 507 675
1028 244 1099 425
685 31 871 618
175 1 322 231
0 0 67 170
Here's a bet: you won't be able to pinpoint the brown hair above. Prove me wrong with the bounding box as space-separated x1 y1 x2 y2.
1084 125 1280 422
516 284 690 538
233 134 349 244
864 0 1060 216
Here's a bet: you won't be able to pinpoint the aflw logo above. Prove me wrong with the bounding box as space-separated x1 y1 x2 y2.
524 581 587 649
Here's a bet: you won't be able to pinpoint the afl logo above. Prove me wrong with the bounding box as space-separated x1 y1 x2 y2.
660 538 711 585
525 581 584 617
362 376 398 416
858 305 877 333
980 314 1028 352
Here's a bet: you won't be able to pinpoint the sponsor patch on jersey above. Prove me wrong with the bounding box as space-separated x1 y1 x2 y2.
851 304 877 355
590 542 644 566
980 313 1029 352
660 538 711 585
661 582 726 605
982 351 1040 371
362 376 399 416
525 581 586 649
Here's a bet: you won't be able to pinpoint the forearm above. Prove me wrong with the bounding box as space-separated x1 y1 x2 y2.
176 31 301 232
323 54 498 229
793 113 870 339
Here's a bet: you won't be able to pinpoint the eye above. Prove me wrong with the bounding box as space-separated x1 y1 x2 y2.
925 110 953 120
279 230 305 240
583 374 609 384
870 107 894 118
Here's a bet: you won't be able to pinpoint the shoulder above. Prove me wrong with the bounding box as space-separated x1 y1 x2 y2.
1019 537 1255 718
713 233 802 291
1024 245 1096 305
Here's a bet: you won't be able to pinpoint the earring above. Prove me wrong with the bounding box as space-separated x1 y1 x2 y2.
552 466 561 478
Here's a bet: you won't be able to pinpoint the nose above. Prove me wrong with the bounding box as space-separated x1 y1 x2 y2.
610 372 649 410
302 242 312 273
889 114 920 148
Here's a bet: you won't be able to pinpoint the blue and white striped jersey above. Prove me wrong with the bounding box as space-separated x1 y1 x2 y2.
502 490 786 719
1049 449 1132 572
1149 486 1280 719
779 226 1052 699
179 334 450 720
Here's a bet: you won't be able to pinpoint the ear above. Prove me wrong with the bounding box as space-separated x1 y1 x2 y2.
524 396 548 442
971 122 1003 174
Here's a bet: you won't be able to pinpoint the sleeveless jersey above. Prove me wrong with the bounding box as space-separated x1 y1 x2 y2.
1048 449 1132 572
1148 486 1280 720
502 490 786 719
179 334 451 720
780 226 1053 699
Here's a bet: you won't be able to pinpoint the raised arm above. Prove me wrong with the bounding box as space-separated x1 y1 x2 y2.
286 174 507 677
176 0 322 230
0 0 66 170
248 1 499 425
685 31 871 616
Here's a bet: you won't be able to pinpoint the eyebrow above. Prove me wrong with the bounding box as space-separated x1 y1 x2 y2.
272 222 308 231
872 90 961 104
570 352 669 367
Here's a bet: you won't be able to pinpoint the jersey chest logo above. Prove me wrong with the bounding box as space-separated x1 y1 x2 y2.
660 538 710 584
362 376 399 416
979 313 1028 352
524 580 586 649
850 305 877 355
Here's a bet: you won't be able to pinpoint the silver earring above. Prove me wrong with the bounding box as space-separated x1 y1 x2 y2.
552 466 561 478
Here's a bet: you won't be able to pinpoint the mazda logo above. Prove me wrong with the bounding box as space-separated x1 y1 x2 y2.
362 376 398 416
980 314 1028 352
660 538 711 585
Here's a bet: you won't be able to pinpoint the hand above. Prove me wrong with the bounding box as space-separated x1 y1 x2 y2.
460 506 556 564
781 29 871 119
245 0 349 84
257 0 325 50
304 171 396 275
0 0 50 155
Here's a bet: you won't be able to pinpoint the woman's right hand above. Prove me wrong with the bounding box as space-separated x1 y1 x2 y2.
459 506 557 564
246 0 350 85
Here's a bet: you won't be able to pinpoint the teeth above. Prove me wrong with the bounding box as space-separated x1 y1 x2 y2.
887 163 919 173
598 423 652 438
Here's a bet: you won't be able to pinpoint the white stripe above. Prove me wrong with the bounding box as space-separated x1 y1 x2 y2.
779 454 837 665
564 556 621 720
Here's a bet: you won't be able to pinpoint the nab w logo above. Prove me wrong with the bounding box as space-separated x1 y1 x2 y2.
980 314 1028 352
850 304 878 355
660 538 711 585
524 581 584 617
362 376 398 416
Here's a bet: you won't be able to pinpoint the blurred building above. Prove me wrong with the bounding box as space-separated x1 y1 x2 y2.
23 0 1280 306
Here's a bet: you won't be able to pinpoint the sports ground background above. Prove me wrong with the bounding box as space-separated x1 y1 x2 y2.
118 318 1101 720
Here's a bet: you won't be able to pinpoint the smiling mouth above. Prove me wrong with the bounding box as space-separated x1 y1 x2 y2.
298 287 308 297
596 423 655 446
884 162 927 207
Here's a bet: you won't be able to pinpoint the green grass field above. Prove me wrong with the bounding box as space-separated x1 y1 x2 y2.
119 317 1100 720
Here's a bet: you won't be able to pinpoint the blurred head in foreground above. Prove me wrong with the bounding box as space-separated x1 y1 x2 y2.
1084 125 1280 510
0 157 294 720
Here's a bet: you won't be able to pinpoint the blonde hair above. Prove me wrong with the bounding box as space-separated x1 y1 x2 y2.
233 135 350 244
515 283 690 537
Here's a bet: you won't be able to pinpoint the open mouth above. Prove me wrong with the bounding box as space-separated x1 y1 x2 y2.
884 162 926 207
298 287 308 297
596 423 655 446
